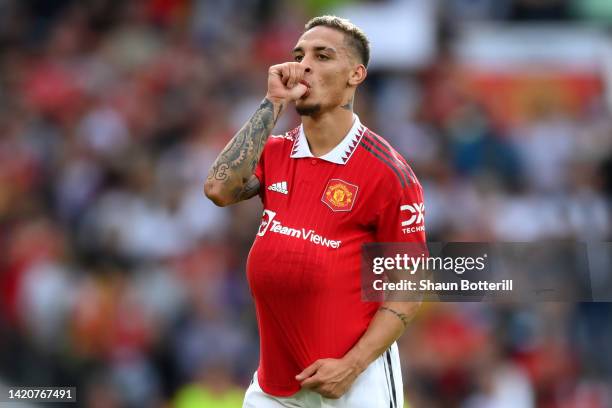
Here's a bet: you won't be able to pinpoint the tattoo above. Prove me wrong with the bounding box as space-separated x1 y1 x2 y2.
206 98 280 202
273 102 284 124
236 176 261 201
341 98 353 111
378 306 409 327
213 163 230 181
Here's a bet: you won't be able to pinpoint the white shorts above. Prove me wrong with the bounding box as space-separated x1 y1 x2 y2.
243 342 403 408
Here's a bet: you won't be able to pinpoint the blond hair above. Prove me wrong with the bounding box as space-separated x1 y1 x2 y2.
304 15 370 68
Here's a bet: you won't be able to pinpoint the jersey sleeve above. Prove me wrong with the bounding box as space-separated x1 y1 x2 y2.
253 136 272 201
374 181 426 244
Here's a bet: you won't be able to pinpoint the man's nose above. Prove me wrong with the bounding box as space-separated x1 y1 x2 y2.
299 58 311 73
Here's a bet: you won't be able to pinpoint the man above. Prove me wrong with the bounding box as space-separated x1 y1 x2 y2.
205 15 426 408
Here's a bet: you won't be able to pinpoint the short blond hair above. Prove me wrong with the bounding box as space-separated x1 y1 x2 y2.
304 15 370 68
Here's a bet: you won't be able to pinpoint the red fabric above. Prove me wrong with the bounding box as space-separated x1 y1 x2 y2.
247 125 426 396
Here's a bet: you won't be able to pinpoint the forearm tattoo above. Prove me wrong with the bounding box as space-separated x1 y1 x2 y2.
236 175 261 201
207 98 282 201
378 306 409 328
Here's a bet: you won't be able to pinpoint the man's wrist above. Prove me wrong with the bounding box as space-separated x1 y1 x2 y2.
263 96 285 123
342 346 370 375
264 95 284 107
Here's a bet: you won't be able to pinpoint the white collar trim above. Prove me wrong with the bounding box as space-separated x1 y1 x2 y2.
290 114 365 165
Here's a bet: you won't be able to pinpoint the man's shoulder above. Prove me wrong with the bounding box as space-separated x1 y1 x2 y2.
269 126 300 143
262 126 299 158
357 127 419 190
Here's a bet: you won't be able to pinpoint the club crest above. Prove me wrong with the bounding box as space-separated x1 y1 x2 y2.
322 179 358 212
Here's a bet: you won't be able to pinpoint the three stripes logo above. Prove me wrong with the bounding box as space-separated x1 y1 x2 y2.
268 181 288 195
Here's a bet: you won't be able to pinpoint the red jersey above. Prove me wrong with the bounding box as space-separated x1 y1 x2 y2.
246 114 426 396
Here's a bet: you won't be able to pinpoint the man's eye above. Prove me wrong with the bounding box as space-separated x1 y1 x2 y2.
317 55 329 60
295 55 303 62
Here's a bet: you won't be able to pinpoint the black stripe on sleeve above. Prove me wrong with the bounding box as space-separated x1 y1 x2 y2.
361 135 413 186
366 132 417 184
359 141 406 188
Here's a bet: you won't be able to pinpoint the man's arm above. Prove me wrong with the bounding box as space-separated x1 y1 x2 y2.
296 301 419 399
204 98 282 206
297 185 427 399
345 301 419 367
204 63 309 206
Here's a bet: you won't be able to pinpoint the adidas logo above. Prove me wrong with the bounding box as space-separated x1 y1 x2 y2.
268 181 288 195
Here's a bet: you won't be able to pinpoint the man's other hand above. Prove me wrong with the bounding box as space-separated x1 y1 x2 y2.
295 357 363 399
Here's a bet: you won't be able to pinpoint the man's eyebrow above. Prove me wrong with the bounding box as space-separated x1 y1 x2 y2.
292 46 337 54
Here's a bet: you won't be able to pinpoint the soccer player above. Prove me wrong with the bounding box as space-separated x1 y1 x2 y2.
205 15 426 408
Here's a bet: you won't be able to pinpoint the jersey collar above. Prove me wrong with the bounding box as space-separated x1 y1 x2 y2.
290 114 365 165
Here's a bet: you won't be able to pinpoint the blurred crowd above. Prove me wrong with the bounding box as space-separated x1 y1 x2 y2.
0 0 611 407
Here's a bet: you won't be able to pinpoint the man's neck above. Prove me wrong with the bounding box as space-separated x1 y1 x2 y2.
301 107 355 157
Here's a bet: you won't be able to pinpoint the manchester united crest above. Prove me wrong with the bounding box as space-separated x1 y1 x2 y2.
322 179 358 212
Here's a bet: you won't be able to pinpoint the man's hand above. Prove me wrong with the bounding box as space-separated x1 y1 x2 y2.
266 62 310 106
295 357 363 399
204 62 310 206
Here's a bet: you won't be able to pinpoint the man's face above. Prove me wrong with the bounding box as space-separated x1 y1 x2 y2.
291 26 356 116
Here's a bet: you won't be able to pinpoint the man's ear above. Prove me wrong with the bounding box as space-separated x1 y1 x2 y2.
348 64 367 87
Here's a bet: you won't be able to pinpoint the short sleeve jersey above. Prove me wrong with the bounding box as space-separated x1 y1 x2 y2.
247 114 426 396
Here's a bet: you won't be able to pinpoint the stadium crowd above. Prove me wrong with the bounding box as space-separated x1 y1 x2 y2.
0 0 611 407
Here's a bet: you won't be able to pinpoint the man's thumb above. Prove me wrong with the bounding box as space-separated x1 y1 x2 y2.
289 83 308 101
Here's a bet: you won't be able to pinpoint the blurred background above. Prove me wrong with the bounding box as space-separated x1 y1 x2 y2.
0 0 611 407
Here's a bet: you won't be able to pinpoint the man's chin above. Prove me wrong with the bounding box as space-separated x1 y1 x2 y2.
295 103 321 117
